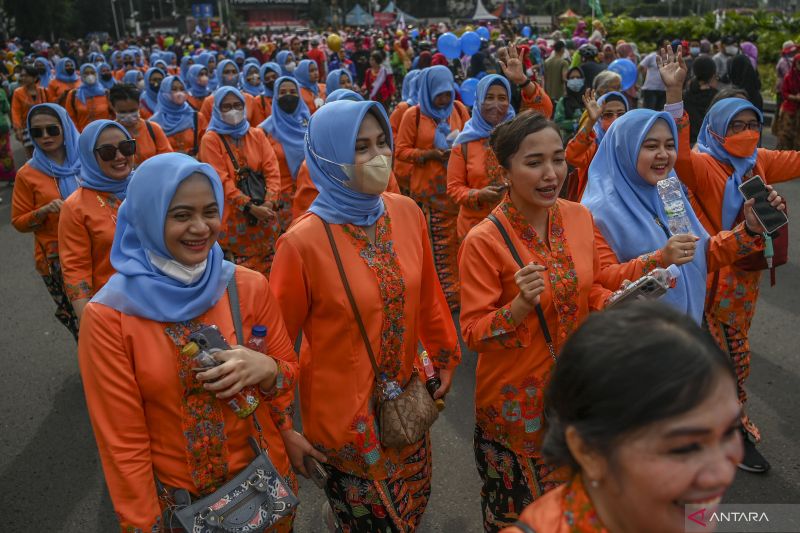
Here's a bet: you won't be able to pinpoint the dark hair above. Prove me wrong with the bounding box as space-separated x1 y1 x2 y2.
542 302 736 471
709 86 749 107
21 65 39 79
28 105 60 123
554 40 565 52
109 83 141 104
602 93 627 106
370 50 385 63
489 110 561 169
692 55 717 84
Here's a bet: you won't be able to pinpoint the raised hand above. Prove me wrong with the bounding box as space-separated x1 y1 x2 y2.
498 45 527 85
656 44 688 91
583 89 601 123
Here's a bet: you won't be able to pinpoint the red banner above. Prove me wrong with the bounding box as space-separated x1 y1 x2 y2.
374 12 396 26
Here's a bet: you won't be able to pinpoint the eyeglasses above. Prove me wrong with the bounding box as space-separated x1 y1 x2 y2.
94 139 137 161
30 125 62 138
729 120 761 134
601 111 625 120
220 102 245 112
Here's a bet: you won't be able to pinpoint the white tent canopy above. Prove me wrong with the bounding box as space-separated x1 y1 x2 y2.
382 1 419 22
472 0 498 20
345 4 374 26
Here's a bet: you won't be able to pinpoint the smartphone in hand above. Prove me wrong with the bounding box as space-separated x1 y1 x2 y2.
303 455 329 489
738 175 788 234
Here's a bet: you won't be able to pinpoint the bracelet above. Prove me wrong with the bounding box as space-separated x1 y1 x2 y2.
744 222 761 238
517 79 532 89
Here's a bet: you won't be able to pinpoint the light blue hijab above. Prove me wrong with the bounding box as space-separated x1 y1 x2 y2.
27 104 81 199
180 56 193 83
695 98 763 230
122 70 142 85
98 63 116 90
150 76 195 136
92 153 235 322
76 64 107 104
294 59 319 95
454 75 513 145
593 91 629 145
77 120 133 200
260 63 281 98
325 89 364 103
34 57 51 89
402 69 421 105
418 65 456 150
582 109 710 323
239 63 263 96
275 51 295 77
307 100 391 226
207 87 250 139
54 57 78 83
215 59 239 88
261 77 310 178
186 64 211 99
141 67 165 113
197 52 219 90
325 68 353 93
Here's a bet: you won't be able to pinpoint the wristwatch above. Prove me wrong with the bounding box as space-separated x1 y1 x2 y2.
517 78 532 89
242 201 253 214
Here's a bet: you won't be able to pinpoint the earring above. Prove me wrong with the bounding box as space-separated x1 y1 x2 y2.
589 479 599 488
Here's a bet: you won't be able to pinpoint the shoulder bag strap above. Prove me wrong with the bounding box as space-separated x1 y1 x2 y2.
415 105 420 129
192 111 199 154
145 120 156 143
69 89 77 115
226 273 244 345
487 213 556 361
321 219 382 380
461 141 468 162
219 134 241 173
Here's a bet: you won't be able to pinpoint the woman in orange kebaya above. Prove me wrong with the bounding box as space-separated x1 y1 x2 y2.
200 60 256 125
389 68 420 195
138 66 165 119
252 62 281 124
294 59 326 114
151 75 208 156
259 77 310 232
46 57 79 105
564 90 628 201
79 153 298 532
109 84 173 166
11 104 81 339
396 65 470 312
503 303 744 533
11 65 48 158
458 111 613 532
270 100 460 532
58 120 134 322
186 64 212 110
199 87 282 276
65 64 112 132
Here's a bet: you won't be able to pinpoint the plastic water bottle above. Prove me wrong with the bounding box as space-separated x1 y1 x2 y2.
419 351 446 412
656 177 693 236
651 264 682 289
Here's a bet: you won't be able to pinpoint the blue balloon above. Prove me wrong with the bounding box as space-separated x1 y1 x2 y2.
522 26 532 38
410 29 420 39
460 31 481 56
608 58 638 91
476 26 490 40
437 32 461 60
460 77 479 107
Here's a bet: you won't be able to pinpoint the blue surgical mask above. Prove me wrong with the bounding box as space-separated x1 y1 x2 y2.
567 78 584 92
690 47 700 56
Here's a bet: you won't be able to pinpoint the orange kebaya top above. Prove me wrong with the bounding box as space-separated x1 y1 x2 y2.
251 93 272 125
163 111 208 156
11 85 48 130
78 266 298 532
564 126 598 201
292 161 400 221
459 198 611 458
64 90 113 132
270 193 461 480
57 187 120 301
127 119 173 165
11 163 63 275
395 101 470 211
300 84 327 114
46 79 79 105
389 100 409 139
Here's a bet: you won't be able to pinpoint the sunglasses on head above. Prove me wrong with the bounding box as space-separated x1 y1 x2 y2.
30 125 62 138
94 139 137 161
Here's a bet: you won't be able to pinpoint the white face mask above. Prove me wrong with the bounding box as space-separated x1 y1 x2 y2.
116 111 139 126
725 46 738 55
172 91 188 105
347 154 392 195
147 250 208 285
83 74 97 85
222 109 244 125
285 61 296 72
136 79 145 90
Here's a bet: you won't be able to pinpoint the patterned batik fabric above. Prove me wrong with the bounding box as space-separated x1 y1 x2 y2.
41 258 79 341
474 426 565 533
427 205 460 313
561 475 611 533
277 188 295 234
324 433 432 533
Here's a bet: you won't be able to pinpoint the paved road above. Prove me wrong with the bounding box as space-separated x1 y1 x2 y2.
1 133 799 532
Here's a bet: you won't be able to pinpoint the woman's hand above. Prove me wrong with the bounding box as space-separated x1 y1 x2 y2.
435 367 453 399
498 45 527 85
476 184 507 204
583 89 601 124
661 234 699 266
743 185 785 234
196 346 277 399
279 429 327 478
656 45 688 91
248 203 275 222
514 263 547 308
39 198 64 216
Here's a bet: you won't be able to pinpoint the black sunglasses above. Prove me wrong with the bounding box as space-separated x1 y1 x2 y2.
30 125 62 138
94 139 137 161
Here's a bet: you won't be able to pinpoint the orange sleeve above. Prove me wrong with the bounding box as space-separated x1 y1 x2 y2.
759 148 800 185
270 236 311 345
594 224 665 291
673 111 710 193
387 171 400 193
292 163 317 220
10 88 25 130
46 82 60 104
395 106 426 163
565 127 596 169
152 122 174 155
250 95 267 126
58 197 96 300
414 204 462 370
446 142 479 209
10 169 46 232
200 96 213 120
705 223 764 272
389 104 405 139
255 129 281 205
521 81 553 118
78 304 163 531
65 90 79 128
198 132 250 212
589 228 613 311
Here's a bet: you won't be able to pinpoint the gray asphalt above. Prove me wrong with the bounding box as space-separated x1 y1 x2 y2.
1 133 799 532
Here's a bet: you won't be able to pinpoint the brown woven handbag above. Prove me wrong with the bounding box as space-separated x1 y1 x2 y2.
321 220 439 449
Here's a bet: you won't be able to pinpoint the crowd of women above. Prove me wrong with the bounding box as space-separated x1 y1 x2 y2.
4 25 798 533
